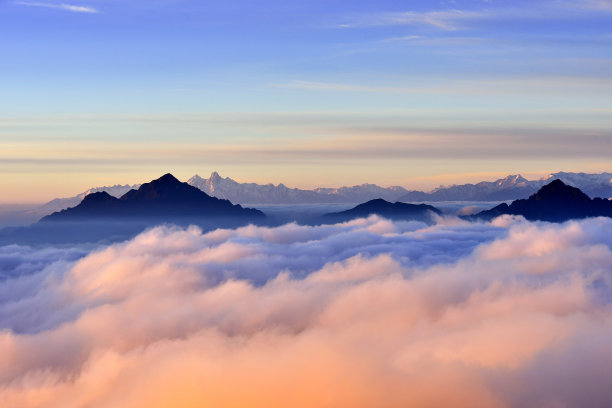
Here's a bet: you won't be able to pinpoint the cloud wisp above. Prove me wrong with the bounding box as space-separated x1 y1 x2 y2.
340 9 485 30
339 1 612 31
0 215 612 406
13 1 99 13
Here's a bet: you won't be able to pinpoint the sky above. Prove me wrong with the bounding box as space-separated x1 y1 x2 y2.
1 0 611 202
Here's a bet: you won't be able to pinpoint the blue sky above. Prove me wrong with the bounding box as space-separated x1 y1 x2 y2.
1 0 611 201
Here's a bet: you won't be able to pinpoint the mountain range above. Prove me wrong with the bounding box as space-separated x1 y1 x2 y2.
42 173 264 222
188 172 410 204
399 172 612 202
3 171 612 225
2 176 611 245
0 174 265 245
181 171 612 204
46 177 612 226
160 171 612 204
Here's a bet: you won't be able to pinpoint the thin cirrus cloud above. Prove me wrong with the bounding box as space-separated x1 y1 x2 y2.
339 9 484 30
275 76 612 96
13 1 98 13
1 127 610 165
339 2 612 30
575 0 612 10
0 216 611 406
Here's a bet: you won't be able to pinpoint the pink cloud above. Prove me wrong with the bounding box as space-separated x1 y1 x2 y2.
0 216 611 406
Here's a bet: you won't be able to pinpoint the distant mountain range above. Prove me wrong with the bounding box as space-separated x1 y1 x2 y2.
3 171 612 225
399 172 612 202
0 174 264 245
325 179 612 224
188 171 612 204
472 179 612 222
2 177 611 245
42 173 263 222
188 172 409 204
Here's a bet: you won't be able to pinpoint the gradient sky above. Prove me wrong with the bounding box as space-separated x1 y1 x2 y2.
1 0 611 202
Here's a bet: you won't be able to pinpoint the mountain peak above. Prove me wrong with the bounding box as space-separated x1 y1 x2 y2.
324 198 440 224
42 173 265 223
81 191 117 204
120 173 193 202
533 179 590 203
497 174 528 187
473 179 612 222
510 174 527 182
210 171 222 180
154 173 181 185
543 178 566 188
188 174 204 182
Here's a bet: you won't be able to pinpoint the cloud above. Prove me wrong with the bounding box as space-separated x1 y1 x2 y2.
13 1 99 13
275 77 612 96
0 216 611 406
380 35 487 46
339 2 612 31
340 9 485 30
572 0 612 10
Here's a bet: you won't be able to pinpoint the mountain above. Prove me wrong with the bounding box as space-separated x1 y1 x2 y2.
41 173 264 222
10 171 612 225
400 175 535 202
1 184 139 226
188 172 409 204
538 172 612 199
188 172 328 204
399 172 612 202
322 199 441 224
42 183 139 212
472 179 612 222
191 171 612 205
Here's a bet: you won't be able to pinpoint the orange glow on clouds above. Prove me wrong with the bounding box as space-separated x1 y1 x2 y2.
1 216 612 406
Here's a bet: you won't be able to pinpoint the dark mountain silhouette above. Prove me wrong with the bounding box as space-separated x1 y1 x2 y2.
0 174 268 244
41 173 264 222
473 179 612 222
322 198 441 224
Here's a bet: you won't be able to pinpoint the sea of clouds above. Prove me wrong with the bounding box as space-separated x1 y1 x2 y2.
1 215 611 407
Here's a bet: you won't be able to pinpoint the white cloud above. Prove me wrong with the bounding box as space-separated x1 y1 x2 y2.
573 0 612 10
0 216 611 406
275 76 612 96
14 1 99 13
340 9 485 30
339 2 612 31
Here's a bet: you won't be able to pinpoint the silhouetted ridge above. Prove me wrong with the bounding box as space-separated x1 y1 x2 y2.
323 198 441 224
82 191 119 205
121 173 216 203
473 180 612 222
41 173 264 222
531 179 590 203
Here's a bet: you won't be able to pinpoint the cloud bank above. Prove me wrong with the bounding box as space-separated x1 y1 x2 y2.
1 215 612 407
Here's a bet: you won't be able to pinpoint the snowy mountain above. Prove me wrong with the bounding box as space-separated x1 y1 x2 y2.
38 184 139 214
399 172 612 202
6 171 610 227
538 172 612 199
187 172 408 204
190 171 612 205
